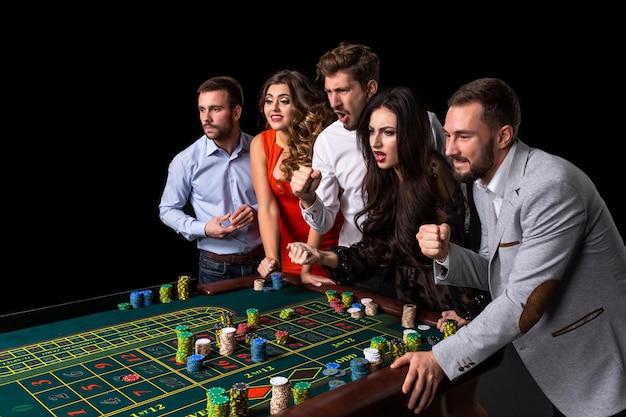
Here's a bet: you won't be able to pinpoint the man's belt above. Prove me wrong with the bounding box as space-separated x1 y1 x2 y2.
202 246 264 264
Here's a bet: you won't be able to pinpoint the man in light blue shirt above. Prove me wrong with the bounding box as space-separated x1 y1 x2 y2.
159 76 263 283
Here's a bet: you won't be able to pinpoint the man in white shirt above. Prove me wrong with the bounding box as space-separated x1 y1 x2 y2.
291 42 445 247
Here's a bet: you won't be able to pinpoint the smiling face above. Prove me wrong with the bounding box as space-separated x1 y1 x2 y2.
263 83 296 133
368 106 400 175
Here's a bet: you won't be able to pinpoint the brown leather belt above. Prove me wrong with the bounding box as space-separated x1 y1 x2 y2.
202 245 264 264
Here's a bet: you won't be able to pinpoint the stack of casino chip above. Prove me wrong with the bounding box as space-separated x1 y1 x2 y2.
360 297 379 316
351 302 364 311
206 386 227 411
229 382 249 416
341 291 353 308
322 361 347 379
350 357 370 380
325 289 338 302
363 347 383 372
275 330 289 345
245 332 258 344
213 323 226 348
175 324 190 337
253 278 265 291
195 338 212 357
206 389 229 417
159 284 172 303
218 327 237 355
207 386 226 398
177 275 190 300
246 308 260 326
176 330 194 364
347 307 364 319
250 337 267 363
130 291 143 308
292 381 311 405
186 353 204 373
360 297 373 306
403 329 417 342
328 379 346 390
364 301 378 316
279 308 294 319
443 319 458 338
405 331 421 352
220 311 234 326
269 376 291 415
236 323 250 335
142 289 153 306
370 336 388 364
402 303 417 328
388 338 407 362
270 272 283 290
174 324 191 357
329 298 346 313
427 335 442 345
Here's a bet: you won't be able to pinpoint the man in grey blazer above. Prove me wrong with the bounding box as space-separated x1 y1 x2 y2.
391 77 626 417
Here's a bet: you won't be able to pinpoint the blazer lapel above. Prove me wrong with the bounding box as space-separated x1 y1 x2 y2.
496 141 530 237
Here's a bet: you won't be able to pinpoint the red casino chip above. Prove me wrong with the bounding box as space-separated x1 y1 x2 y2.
123 373 141 382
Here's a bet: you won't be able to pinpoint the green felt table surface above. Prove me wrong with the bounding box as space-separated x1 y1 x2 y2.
1 283 321 350
0 281 445 417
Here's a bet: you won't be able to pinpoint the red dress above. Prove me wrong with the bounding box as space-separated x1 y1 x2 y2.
261 130 344 275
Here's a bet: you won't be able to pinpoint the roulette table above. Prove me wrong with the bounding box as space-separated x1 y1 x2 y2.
0 274 502 417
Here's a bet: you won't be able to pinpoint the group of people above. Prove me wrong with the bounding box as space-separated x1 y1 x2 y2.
158 42 626 417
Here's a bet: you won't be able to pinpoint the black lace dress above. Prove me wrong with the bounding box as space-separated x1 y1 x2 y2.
322 153 490 320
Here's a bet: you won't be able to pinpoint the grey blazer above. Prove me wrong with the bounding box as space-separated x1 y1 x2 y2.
432 141 626 417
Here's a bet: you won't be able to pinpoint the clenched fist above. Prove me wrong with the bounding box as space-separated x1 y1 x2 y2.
290 166 321 208
416 223 451 263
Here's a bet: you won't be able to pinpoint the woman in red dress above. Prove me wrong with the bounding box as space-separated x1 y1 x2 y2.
251 70 343 285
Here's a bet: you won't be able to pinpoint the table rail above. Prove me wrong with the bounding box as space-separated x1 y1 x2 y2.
198 274 504 417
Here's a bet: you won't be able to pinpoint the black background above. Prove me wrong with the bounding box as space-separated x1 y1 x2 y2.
4 15 621 315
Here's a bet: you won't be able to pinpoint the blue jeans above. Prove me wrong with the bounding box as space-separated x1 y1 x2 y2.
198 251 261 284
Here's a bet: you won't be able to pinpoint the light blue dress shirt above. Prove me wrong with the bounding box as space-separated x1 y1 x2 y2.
159 133 262 255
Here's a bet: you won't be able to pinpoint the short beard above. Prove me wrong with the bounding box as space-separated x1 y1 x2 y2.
453 136 495 183
208 120 234 143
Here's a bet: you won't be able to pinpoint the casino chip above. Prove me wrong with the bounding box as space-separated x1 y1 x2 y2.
427 335 441 345
123 373 141 382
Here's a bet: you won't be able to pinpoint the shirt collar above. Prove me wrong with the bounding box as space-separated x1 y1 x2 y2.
205 133 244 156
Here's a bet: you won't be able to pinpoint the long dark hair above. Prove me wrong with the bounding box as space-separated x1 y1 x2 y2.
355 86 438 266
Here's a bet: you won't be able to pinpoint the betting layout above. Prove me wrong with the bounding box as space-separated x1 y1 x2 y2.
0 292 440 417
